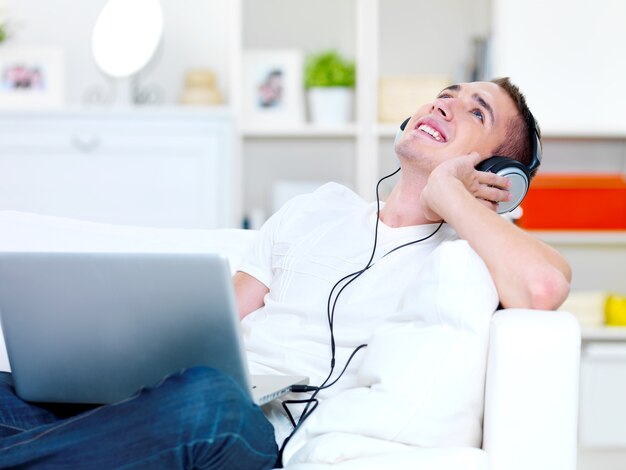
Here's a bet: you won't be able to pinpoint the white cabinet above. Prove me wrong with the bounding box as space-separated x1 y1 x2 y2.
579 341 626 447
577 332 626 470
0 108 237 229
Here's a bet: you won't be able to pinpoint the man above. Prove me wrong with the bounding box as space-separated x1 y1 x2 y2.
235 77 571 460
0 78 570 468
236 78 570 319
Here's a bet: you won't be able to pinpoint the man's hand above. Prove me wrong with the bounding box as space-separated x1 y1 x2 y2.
420 152 512 221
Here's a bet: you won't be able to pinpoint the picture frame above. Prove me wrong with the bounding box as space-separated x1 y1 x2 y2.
242 49 304 127
0 47 65 109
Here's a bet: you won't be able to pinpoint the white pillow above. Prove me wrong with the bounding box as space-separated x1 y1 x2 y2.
283 239 498 465
285 433 489 469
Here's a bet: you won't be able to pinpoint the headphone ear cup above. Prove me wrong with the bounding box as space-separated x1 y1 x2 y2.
476 156 531 214
394 117 412 161
394 127 403 147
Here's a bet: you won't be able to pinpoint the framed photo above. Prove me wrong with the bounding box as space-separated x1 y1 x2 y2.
0 47 65 109
242 49 304 127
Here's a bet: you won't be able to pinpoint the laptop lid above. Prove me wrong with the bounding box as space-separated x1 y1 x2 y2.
0 252 305 405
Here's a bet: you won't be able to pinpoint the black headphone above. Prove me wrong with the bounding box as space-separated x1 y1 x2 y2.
397 115 542 214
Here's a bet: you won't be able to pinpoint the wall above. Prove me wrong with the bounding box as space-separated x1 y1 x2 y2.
379 0 491 79
243 0 356 57
2 0 232 106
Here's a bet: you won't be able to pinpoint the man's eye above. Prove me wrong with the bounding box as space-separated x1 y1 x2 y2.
472 109 484 122
438 93 452 99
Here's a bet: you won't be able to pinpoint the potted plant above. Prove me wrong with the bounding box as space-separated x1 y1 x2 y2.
304 50 356 125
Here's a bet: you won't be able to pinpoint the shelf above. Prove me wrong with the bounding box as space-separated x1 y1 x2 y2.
0 106 234 120
241 123 424 138
378 123 401 138
582 326 626 342
241 124 358 138
528 231 626 245
380 124 626 141
540 128 626 140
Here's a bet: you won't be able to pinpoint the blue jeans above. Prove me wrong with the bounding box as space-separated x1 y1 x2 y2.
0 367 277 469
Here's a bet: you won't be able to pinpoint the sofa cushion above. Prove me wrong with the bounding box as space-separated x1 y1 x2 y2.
282 239 498 464
284 433 489 469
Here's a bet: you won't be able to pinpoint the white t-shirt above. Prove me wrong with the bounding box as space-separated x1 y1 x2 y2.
239 182 458 397
239 183 499 456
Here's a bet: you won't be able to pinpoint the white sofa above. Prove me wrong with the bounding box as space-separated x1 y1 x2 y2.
0 211 581 469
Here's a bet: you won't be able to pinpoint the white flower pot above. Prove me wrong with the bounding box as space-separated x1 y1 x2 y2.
307 87 354 125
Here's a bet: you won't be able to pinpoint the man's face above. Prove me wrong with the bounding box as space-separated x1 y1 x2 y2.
395 81 519 170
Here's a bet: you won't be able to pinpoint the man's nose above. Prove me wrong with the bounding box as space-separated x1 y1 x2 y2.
432 98 453 121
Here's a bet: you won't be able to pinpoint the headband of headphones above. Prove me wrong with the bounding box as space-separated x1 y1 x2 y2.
525 113 542 173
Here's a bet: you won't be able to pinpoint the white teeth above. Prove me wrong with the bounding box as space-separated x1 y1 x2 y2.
418 124 443 141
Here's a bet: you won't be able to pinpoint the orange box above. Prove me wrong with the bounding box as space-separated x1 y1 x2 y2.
518 173 626 230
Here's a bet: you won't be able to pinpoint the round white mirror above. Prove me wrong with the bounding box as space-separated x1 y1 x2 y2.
92 0 163 78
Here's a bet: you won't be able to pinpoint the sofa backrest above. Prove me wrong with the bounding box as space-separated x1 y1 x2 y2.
0 211 259 371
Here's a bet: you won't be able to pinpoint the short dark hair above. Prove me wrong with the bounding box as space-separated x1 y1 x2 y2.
490 77 541 178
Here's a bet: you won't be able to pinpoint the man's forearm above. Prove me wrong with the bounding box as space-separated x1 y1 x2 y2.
436 179 571 310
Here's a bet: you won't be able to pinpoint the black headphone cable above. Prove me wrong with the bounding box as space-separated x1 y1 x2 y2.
277 168 444 465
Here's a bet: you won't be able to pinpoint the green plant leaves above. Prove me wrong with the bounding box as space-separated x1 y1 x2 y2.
304 50 356 88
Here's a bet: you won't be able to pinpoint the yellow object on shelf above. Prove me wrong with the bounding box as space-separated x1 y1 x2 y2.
180 69 223 106
606 295 626 326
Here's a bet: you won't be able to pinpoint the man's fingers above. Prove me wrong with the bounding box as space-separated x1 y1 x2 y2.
469 151 483 166
472 153 512 189
478 198 499 212
479 186 511 204
479 171 511 190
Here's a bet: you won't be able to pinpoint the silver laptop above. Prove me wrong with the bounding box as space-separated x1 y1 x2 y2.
0 252 307 405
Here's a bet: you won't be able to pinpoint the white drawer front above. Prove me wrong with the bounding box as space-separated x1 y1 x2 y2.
579 343 626 447
0 111 235 228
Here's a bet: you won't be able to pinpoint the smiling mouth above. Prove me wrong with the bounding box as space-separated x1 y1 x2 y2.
417 123 446 142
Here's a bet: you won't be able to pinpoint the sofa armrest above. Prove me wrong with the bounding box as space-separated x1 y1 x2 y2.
482 309 580 470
